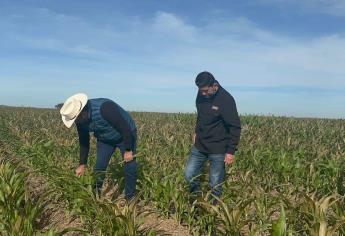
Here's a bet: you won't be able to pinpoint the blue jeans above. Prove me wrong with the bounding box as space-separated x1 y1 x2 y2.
185 146 226 197
94 131 137 200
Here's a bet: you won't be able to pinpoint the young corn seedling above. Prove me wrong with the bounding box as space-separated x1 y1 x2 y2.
301 192 345 236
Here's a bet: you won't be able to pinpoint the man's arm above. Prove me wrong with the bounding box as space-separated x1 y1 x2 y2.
194 112 200 144
76 123 90 165
221 96 241 155
194 96 200 144
100 101 133 151
76 123 90 177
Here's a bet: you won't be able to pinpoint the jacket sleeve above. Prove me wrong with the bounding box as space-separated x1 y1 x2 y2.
195 94 201 134
76 123 90 165
100 101 133 151
195 112 200 133
221 96 241 155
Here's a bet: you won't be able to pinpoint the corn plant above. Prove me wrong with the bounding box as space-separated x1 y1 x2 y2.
0 161 46 235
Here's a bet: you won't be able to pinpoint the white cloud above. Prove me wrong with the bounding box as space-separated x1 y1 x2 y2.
299 0 345 16
141 14 345 88
2 7 345 90
257 0 345 16
204 17 285 44
264 34 345 73
152 11 197 41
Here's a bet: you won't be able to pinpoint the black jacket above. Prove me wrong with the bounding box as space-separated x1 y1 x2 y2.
195 85 241 154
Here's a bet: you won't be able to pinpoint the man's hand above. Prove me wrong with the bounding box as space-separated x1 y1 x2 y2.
192 133 196 144
224 153 234 165
124 151 133 162
76 164 86 177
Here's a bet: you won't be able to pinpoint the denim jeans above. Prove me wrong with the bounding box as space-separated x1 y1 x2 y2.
94 131 137 200
185 145 226 197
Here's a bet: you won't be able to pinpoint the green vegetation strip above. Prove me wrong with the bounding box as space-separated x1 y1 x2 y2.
1 106 345 235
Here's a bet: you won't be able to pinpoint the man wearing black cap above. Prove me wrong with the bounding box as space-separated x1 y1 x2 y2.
184 71 241 200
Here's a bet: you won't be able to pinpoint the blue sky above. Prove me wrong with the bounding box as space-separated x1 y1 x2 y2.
0 0 344 118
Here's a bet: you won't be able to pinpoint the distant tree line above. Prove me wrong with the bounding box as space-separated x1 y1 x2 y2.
55 103 64 109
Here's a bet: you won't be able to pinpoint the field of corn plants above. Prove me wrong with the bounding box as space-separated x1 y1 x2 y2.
0 105 345 236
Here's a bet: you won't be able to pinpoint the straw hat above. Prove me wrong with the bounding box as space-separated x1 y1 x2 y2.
60 93 88 128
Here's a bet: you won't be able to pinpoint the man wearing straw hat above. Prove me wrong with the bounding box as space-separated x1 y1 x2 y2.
60 93 137 200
